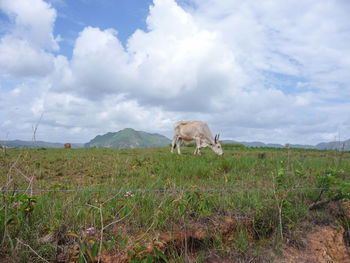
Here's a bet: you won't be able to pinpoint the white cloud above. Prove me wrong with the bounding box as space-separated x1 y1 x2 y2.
0 36 55 77
0 0 58 50
69 27 132 98
51 0 247 113
0 0 58 77
1 0 350 145
191 0 350 89
26 91 177 142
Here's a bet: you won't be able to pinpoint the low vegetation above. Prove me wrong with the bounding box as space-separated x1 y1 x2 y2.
0 145 349 262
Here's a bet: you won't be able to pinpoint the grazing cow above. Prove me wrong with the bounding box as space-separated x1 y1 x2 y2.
64 143 71 149
171 121 223 155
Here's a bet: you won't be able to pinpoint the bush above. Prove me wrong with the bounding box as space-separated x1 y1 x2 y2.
222 143 245 150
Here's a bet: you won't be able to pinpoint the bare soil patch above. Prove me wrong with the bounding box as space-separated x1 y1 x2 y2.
282 226 350 263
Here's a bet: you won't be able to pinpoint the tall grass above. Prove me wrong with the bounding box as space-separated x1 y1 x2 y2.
1 146 349 262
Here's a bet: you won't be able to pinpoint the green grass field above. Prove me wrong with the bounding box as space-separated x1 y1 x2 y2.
1 145 349 262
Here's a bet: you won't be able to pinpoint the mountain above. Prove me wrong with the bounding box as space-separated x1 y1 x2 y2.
223 140 284 148
85 128 171 149
315 139 350 151
3 133 349 151
223 139 350 151
0 140 84 148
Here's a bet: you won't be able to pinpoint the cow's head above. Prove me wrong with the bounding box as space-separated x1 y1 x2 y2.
210 134 224 155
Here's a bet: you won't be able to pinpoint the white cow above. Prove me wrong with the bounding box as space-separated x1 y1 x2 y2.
171 121 224 155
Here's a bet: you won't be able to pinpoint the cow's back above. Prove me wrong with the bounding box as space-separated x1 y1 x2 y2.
174 121 213 141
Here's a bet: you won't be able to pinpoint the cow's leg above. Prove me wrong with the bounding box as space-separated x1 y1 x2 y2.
177 138 182 154
194 138 201 155
194 142 198 154
171 135 177 153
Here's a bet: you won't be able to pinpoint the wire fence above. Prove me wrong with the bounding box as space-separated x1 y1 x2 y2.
0 186 341 194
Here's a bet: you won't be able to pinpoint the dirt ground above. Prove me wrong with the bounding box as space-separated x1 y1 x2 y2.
282 225 350 263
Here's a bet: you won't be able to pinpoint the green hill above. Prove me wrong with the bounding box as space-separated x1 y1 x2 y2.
85 128 171 149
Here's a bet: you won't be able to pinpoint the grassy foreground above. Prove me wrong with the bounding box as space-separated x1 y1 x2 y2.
1 145 350 262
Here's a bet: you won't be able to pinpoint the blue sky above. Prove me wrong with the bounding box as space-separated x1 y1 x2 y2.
0 0 350 144
50 0 153 58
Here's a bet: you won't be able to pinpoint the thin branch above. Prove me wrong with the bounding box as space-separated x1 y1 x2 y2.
272 175 283 241
14 166 34 197
98 204 103 263
16 238 50 263
101 189 124 205
32 112 44 144
85 203 99 210
1 132 9 156
134 195 169 242
15 167 31 181
309 198 331 210
103 210 133 230
3 155 21 244
309 194 343 210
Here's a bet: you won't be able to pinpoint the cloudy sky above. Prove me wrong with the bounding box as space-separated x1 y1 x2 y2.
0 0 349 145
